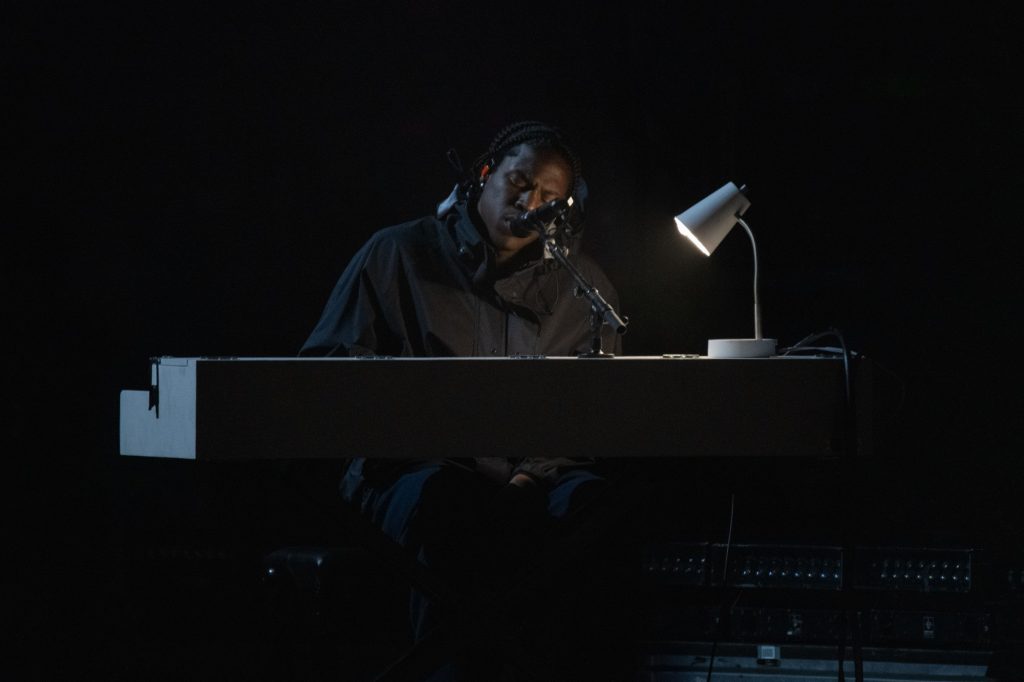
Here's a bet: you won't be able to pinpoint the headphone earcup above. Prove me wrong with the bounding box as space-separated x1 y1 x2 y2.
478 159 493 183
466 159 493 203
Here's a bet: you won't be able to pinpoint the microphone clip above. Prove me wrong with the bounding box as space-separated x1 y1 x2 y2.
509 198 572 238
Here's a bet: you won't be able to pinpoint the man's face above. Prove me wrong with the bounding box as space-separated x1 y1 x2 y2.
475 144 573 263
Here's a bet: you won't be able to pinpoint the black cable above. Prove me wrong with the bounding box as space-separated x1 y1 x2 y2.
786 343 908 434
780 327 853 425
782 328 866 681
706 492 736 682
838 618 846 681
721 493 736 585
825 329 864 682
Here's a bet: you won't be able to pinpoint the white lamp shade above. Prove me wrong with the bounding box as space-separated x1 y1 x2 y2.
673 182 751 256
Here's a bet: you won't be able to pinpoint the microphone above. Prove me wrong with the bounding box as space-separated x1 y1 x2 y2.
509 198 570 237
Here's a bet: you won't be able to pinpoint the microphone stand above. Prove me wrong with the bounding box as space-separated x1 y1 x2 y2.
538 226 627 358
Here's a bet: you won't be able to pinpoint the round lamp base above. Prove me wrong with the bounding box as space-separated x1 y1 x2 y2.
707 338 777 358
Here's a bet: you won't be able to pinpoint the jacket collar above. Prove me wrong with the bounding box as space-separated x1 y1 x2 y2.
446 202 563 316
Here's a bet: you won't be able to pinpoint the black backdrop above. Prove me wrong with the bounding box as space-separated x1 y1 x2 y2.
11 1 1024 677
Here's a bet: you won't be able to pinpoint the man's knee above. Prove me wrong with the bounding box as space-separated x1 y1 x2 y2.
547 468 606 518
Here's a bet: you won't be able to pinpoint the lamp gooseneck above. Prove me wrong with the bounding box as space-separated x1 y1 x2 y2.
736 216 762 341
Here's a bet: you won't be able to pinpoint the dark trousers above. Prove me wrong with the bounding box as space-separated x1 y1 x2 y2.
341 459 603 636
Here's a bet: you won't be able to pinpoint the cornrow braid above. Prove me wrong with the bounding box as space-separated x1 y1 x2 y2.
471 120 583 195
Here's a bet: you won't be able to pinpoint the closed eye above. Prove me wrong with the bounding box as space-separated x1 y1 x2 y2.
507 171 529 189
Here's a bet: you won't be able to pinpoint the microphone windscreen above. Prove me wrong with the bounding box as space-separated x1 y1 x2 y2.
509 216 534 238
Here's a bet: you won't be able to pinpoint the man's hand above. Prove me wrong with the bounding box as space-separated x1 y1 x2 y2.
508 473 538 489
493 472 546 529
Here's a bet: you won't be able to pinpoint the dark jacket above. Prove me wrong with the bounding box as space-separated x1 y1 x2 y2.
300 200 622 487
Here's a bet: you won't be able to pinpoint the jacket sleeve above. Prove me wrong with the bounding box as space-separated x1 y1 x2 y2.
299 237 399 357
299 236 410 485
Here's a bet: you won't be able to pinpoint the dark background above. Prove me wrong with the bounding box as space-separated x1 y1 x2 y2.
11 1 1023 678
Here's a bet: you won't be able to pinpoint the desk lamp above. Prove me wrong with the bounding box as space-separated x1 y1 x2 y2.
674 182 776 358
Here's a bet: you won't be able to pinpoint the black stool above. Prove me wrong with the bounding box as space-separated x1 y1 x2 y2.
261 546 411 681
261 466 648 682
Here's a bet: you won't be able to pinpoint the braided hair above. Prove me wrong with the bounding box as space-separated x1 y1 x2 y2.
469 120 584 199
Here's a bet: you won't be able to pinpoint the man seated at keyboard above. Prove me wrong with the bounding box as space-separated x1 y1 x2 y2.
300 120 624 679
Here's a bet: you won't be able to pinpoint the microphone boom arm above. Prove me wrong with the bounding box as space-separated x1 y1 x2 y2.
539 230 627 358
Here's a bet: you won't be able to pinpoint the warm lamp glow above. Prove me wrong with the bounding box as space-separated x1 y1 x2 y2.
674 218 711 256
